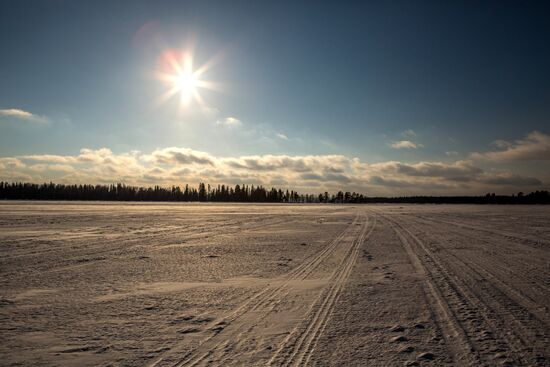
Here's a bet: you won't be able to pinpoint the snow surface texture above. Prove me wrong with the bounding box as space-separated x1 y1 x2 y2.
0 202 548 366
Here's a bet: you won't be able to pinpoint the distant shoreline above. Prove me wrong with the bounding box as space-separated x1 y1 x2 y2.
0 200 549 205
1 182 548 204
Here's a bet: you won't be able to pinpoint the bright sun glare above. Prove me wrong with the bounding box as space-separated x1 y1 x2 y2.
177 72 197 94
156 49 219 108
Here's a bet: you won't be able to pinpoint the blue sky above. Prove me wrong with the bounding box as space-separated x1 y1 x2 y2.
1 0 549 194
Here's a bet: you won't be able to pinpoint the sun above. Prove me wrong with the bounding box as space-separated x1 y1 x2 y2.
177 72 198 94
174 69 199 105
155 49 220 108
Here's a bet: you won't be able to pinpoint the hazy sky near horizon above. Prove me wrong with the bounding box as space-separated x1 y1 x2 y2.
1 0 549 195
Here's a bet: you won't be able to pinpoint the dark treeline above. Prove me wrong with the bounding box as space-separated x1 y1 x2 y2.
0 182 549 204
0 182 315 202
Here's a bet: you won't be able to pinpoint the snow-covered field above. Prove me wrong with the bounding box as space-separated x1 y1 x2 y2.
0 202 548 366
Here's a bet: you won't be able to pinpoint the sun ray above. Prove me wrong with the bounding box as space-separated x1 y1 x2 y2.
192 88 207 109
193 50 224 77
152 85 181 107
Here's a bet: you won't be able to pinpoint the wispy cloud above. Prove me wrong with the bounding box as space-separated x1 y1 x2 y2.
0 108 48 124
370 160 483 182
216 116 242 127
471 131 550 161
390 140 423 149
276 133 288 140
480 172 542 186
401 129 417 138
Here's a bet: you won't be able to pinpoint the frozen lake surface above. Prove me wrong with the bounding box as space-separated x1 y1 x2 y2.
0 202 548 366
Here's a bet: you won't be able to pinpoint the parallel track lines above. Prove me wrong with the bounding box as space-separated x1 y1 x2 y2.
268 214 375 366
381 211 548 366
412 214 549 249
402 214 550 295
151 213 363 367
379 213 480 366
401 214 549 332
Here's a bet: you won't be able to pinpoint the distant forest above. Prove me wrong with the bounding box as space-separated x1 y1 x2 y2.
1 182 549 204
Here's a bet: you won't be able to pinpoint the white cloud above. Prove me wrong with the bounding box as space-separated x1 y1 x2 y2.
390 140 423 149
0 108 48 123
20 154 77 163
28 164 75 173
0 143 544 195
276 133 288 140
216 117 242 127
146 147 216 166
471 131 550 161
0 157 25 170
